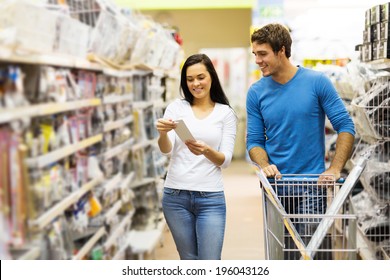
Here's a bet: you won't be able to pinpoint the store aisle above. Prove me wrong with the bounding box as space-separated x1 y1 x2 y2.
154 159 265 260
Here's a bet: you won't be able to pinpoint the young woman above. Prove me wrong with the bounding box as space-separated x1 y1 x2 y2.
156 54 237 260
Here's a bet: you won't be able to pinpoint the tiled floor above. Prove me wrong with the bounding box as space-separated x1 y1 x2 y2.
154 159 266 260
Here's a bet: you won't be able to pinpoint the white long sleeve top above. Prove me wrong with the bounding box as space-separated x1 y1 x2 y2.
162 99 237 192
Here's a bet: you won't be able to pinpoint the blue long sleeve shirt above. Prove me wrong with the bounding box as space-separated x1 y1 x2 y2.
246 66 355 174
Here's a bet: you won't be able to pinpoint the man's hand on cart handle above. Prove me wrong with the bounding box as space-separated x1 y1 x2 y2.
261 163 281 178
319 167 341 183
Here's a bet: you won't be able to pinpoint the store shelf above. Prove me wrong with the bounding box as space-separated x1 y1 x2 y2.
103 138 135 160
153 99 168 109
72 226 102 241
73 226 106 260
0 46 102 71
13 246 41 260
103 116 134 132
0 0 178 261
133 100 154 110
102 94 133 105
0 98 101 125
131 139 156 152
25 134 103 168
120 172 136 190
358 169 386 205
102 173 122 194
29 175 104 231
357 227 377 260
103 68 136 78
112 248 127 260
103 67 161 77
367 59 390 70
127 218 166 259
105 200 123 223
130 177 157 189
133 64 154 73
379 247 390 260
154 157 167 168
87 54 154 73
104 211 135 251
166 69 180 79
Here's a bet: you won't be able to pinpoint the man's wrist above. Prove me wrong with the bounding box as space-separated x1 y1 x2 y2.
258 159 269 169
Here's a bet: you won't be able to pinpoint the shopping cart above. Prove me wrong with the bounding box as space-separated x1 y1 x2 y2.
253 154 370 260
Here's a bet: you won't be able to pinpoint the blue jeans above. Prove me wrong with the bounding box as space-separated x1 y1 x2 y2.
162 187 226 260
275 184 327 235
275 184 329 259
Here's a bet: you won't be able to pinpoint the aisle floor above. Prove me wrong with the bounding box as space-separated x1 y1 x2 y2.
154 159 265 260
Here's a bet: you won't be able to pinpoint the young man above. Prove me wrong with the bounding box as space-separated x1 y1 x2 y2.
246 23 355 259
246 23 355 181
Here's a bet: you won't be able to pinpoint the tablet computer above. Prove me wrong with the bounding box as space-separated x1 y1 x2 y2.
174 119 195 142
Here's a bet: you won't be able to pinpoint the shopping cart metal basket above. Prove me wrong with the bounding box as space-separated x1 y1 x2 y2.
253 154 370 260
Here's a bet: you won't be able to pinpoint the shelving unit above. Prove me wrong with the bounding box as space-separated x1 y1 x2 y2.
29 176 104 231
0 0 181 260
14 246 41 261
127 217 166 260
73 227 106 260
25 134 103 168
344 56 390 260
0 98 101 124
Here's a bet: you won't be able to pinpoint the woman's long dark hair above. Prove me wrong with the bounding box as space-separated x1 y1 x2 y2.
180 53 231 106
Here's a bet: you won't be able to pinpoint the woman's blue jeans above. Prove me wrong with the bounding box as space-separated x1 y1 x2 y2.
162 187 226 260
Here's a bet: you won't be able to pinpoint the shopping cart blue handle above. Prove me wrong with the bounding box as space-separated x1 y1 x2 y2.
267 177 345 184
338 178 345 184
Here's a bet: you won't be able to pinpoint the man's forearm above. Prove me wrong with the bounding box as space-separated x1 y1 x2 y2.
249 146 270 168
329 132 355 172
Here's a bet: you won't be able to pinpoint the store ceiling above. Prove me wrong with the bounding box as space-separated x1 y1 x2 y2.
283 0 382 20
114 0 386 60
114 0 253 10
115 0 382 14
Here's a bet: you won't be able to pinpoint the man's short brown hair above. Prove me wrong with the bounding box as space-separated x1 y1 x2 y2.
251 23 292 58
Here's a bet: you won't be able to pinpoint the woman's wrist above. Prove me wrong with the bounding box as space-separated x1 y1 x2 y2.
158 131 168 137
202 145 211 155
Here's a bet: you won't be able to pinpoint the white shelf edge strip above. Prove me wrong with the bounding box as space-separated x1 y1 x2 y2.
17 247 41 260
128 219 166 254
0 47 174 75
132 69 153 76
105 200 123 223
0 48 102 71
154 157 167 167
120 172 136 190
25 134 103 168
133 100 154 110
0 98 101 124
76 175 105 201
103 94 133 104
131 139 155 152
103 68 136 77
103 116 134 132
153 99 168 109
103 173 122 194
104 138 134 160
130 177 157 189
112 248 127 260
30 176 104 230
73 227 106 260
104 211 134 250
357 228 377 260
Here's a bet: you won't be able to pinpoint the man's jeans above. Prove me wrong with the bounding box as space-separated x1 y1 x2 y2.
275 183 331 260
162 187 226 260
275 184 327 235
